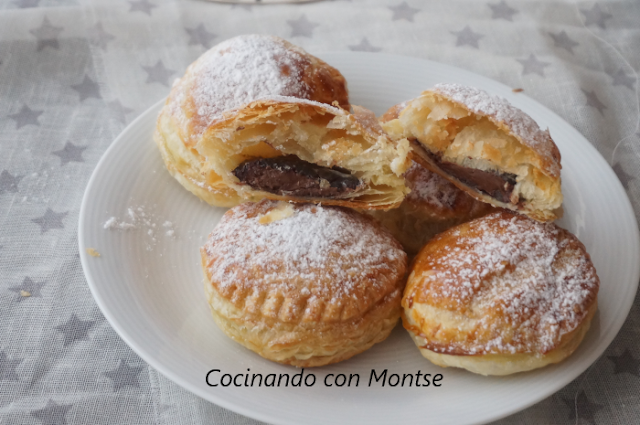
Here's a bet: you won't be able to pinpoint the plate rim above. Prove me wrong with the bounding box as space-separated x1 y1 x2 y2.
79 51 640 425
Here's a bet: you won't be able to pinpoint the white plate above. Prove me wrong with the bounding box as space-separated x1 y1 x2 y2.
79 53 640 425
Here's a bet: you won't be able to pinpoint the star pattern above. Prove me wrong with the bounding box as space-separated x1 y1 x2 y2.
287 15 319 38
14 0 40 7
549 31 579 54
87 22 115 51
8 105 43 129
0 1 638 422
582 89 606 115
31 399 73 425
562 391 605 425
52 142 86 165
55 314 96 347
71 75 101 101
29 17 63 52
185 24 216 49
488 1 517 21
32 209 68 234
581 4 612 29
451 26 484 49
389 2 420 22
143 60 175 86
108 100 134 124
608 349 640 375
349 38 382 52
129 0 157 16
0 170 23 195
103 360 144 391
0 351 22 381
9 277 46 302
517 54 550 77
609 69 635 90
612 163 634 190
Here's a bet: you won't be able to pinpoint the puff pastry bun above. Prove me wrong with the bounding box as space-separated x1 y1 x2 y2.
381 84 563 222
403 211 599 375
368 161 496 255
154 34 349 207
201 200 408 367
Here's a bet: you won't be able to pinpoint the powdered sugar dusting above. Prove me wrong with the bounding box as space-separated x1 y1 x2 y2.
203 201 407 319
432 83 561 177
190 35 312 128
419 212 598 354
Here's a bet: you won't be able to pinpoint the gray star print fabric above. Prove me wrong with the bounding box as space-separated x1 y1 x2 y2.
0 0 639 424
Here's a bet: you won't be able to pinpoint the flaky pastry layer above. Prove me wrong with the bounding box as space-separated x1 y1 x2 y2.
196 98 410 209
205 279 401 367
404 303 595 375
154 116 242 207
381 84 563 221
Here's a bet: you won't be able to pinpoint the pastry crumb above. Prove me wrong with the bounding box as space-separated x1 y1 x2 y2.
103 206 176 249
86 247 101 257
512 88 524 93
20 290 31 297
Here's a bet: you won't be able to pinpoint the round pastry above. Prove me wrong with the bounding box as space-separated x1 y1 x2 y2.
154 34 350 207
368 161 496 255
402 211 599 376
201 200 408 367
381 84 563 222
196 98 410 209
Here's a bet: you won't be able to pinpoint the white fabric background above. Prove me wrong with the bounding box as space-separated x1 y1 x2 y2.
0 0 639 424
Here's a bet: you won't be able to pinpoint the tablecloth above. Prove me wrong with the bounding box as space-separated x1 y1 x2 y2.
0 0 639 423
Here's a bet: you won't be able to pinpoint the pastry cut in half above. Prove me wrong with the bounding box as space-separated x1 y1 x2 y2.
381 83 563 222
154 34 350 207
201 200 408 367
196 99 410 209
402 211 599 376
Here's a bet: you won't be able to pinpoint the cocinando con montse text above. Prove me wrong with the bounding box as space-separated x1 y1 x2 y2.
206 368 443 388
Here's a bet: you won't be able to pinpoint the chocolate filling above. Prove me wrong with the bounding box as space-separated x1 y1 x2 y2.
413 141 517 204
437 161 517 204
232 155 363 198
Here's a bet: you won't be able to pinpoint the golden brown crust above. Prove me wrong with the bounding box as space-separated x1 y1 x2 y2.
201 200 408 366
402 211 599 374
379 101 408 124
155 35 350 208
